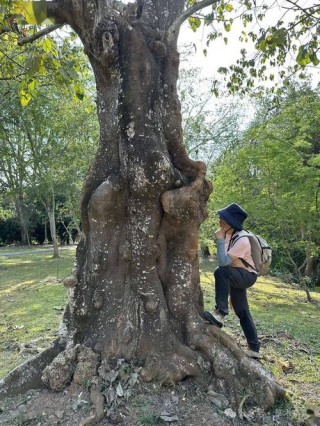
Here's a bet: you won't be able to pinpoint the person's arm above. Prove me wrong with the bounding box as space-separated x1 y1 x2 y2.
216 239 232 266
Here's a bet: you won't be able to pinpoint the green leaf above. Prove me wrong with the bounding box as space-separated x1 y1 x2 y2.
225 3 234 12
308 154 320 167
258 39 266 52
19 89 32 106
59 67 71 81
296 46 311 66
12 1 48 25
188 16 201 32
310 52 320 66
28 79 36 91
42 38 52 54
25 54 41 75
224 22 231 32
75 91 84 101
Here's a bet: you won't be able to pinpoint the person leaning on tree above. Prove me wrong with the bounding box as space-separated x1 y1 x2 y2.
203 203 262 359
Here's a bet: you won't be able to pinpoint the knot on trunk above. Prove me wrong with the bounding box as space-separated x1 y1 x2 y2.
161 162 211 225
94 19 119 66
89 176 125 224
63 274 78 288
150 40 167 58
120 240 131 261
93 290 104 310
139 292 160 314
161 186 200 224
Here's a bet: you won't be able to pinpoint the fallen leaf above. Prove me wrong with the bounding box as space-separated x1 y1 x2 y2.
116 382 124 397
159 411 179 422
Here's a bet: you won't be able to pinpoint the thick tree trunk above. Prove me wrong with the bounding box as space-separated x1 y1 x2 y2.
63 9 207 373
0 0 285 414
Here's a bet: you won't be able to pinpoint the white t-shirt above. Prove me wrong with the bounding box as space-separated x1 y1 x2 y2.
225 233 257 274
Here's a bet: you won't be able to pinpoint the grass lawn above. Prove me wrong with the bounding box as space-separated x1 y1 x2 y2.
0 246 76 376
0 248 319 422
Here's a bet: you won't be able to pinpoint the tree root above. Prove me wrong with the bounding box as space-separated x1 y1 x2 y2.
189 324 285 411
0 341 64 400
0 324 285 417
140 349 206 385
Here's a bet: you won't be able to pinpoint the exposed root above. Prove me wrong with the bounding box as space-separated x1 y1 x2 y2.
0 321 285 416
89 377 105 421
42 345 99 391
79 377 105 426
238 394 249 419
41 345 79 391
79 414 96 426
0 342 64 400
189 323 285 411
139 339 205 385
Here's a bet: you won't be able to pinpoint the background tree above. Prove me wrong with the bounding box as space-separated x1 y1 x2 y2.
0 78 98 251
0 83 38 245
179 64 247 165
205 0 320 94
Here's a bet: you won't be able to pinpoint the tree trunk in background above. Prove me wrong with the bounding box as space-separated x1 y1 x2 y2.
305 246 316 282
15 197 30 245
43 221 49 245
44 189 59 258
47 209 59 258
0 0 284 412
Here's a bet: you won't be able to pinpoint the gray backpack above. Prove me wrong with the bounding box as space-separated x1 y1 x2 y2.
230 230 272 276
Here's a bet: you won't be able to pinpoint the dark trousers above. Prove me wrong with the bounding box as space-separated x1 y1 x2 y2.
214 266 260 352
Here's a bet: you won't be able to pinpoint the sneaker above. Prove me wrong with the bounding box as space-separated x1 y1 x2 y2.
203 310 224 328
246 349 263 359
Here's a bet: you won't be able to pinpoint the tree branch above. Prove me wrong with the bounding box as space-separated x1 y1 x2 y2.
17 24 63 46
168 0 219 41
285 0 319 19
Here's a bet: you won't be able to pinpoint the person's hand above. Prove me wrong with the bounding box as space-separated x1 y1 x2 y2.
215 227 225 239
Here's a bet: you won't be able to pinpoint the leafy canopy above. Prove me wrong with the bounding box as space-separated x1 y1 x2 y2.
187 0 320 94
0 1 91 106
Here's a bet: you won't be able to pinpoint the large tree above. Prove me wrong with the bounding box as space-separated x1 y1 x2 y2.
0 0 285 418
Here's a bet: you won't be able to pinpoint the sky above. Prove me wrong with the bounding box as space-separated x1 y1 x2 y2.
178 0 318 84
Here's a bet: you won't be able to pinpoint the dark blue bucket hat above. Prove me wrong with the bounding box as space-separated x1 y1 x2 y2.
217 203 248 231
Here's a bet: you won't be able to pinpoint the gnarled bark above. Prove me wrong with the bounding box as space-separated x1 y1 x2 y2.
0 0 285 416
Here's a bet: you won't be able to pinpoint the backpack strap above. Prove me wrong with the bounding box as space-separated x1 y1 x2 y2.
239 257 257 272
227 230 238 251
228 230 257 272
228 230 248 250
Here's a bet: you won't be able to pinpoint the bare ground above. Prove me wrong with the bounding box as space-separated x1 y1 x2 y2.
0 373 302 426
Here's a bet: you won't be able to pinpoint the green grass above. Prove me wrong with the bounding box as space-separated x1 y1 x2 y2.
0 250 319 421
0 246 76 376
